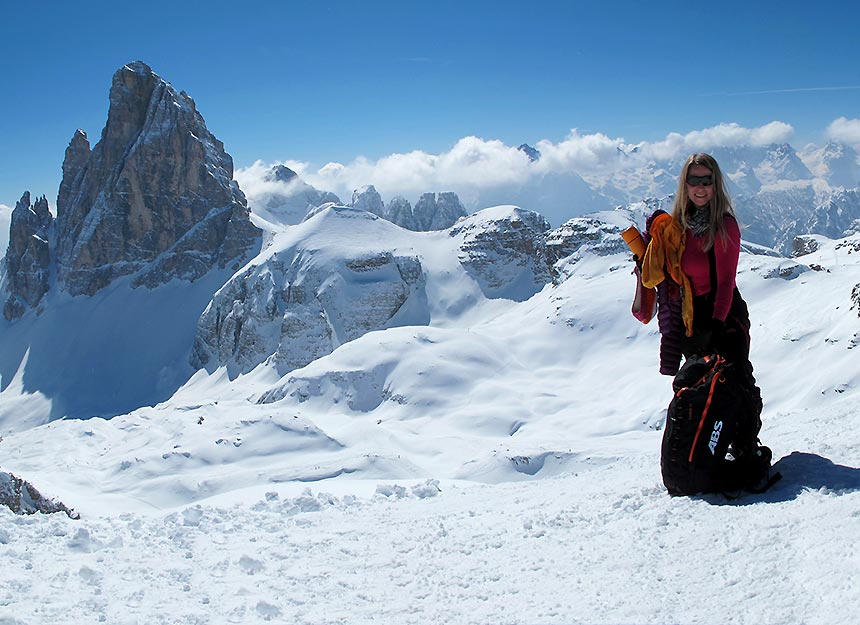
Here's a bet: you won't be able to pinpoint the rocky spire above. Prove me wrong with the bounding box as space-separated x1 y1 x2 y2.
57 130 91 216
413 192 467 230
350 185 385 216
54 61 261 296
384 196 418 230
350 189 467 232
2 192 53 320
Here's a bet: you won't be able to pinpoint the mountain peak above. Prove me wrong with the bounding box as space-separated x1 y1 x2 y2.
2 191 53 319
122 60 154 75
267 164 299 184
518 143 541 162
45 61 262 297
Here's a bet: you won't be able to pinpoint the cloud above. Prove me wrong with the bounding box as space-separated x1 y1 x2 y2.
234 120 797 218
534 130 623 174
644 122 794 159
826 117 860 145
233 159 312 200
296 137 533 203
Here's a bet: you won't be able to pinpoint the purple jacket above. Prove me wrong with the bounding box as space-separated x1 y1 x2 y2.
646 210 684 376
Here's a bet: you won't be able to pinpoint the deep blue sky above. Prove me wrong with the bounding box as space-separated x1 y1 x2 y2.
2 0 859 207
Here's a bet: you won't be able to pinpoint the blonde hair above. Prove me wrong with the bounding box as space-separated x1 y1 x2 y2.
672 153 735 250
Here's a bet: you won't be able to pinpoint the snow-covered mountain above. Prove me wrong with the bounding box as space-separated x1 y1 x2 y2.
234 137 860 255
800 141 860 188
250 164 342 226
574 141 860 255
2 61 860 624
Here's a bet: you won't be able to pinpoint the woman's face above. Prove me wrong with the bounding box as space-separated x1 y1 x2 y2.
686 164 715 208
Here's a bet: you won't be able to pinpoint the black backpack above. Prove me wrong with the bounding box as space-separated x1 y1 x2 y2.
660 353 779 496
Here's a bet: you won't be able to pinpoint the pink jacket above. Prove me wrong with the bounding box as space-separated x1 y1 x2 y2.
681 216 741 322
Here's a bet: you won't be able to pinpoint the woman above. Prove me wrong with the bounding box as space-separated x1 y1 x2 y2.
647 153 775 494
673 153 751 367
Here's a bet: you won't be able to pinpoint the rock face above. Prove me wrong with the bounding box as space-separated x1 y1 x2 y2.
350 188 467 232
808 189 860 239
2 192 53 320
545 213 630 266
450 206 551 300
54 61 261 296
543 205 662 283
413 192 467 231
791 235 821 257
56 129 91 214
384 196 418 230
191 206 428 376
350 185 385 216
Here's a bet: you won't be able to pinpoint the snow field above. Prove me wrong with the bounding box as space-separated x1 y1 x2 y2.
1 447 859 625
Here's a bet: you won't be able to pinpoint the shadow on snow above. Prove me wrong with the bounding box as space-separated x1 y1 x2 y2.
703 451 860 505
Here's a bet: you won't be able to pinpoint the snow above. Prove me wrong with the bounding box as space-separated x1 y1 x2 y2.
1 214 859 623
0 269 234 424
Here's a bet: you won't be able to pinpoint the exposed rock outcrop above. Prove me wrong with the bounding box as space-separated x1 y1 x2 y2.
350 188 467 232
413 192 467 231
2 192 53 320
350 185 385 216
191 206 427 376
545 213 630 266
54 61 261 296
450 206 551 300
0 470 77 517
384 196 418 230
56 130 91 214
792 235 821 257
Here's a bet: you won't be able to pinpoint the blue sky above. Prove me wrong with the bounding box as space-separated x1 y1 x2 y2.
2 0 860 208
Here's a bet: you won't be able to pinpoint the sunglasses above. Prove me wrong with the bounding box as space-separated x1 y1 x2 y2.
686 174 714 187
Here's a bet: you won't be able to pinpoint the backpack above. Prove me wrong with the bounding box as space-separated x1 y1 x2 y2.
660 353 779 496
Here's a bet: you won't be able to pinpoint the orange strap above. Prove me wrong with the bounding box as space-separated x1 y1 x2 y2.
686 356 725 463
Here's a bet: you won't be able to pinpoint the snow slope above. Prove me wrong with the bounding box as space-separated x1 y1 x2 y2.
0 217 859 624
0 269 235 426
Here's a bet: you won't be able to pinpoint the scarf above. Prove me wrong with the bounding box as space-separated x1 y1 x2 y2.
686 205 711 237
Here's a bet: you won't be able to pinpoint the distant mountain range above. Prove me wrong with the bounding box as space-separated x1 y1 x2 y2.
242 139 860 255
